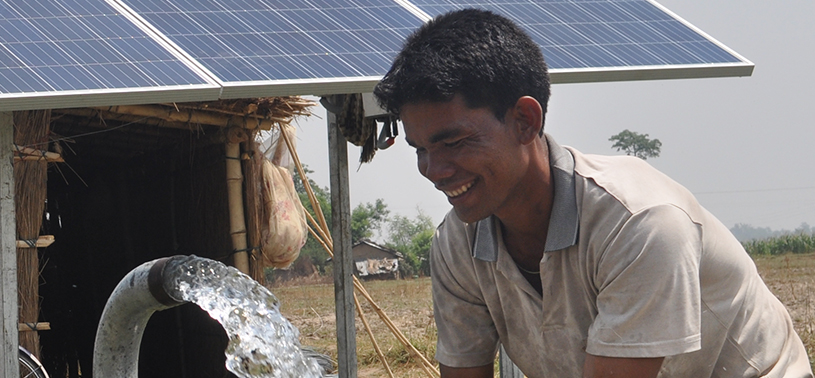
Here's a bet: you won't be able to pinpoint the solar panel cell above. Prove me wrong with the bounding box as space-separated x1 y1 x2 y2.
124 0 422 87
409 0 745 71
0 0 213 105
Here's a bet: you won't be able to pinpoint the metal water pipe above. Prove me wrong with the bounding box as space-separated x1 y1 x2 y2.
92 256 185 378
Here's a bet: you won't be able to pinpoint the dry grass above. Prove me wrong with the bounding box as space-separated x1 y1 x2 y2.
273 278 437 377
753 253 815 370
271 254 815 376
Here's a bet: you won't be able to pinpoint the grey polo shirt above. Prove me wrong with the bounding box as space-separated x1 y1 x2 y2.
431 136 811 377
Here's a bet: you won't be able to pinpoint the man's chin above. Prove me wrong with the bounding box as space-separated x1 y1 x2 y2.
453 206 490 225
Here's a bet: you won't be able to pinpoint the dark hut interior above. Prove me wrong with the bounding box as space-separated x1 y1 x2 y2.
29 99 312 378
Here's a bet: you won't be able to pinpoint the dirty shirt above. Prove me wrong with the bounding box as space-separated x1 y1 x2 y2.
431 135 812 378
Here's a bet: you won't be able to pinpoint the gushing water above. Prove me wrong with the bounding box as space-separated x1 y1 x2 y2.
162 255 326 378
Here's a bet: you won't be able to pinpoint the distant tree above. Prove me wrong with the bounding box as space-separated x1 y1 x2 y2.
794 222 812 235
609 129 662 160
387 211 435 277
351 199 390 243
730 223 777 242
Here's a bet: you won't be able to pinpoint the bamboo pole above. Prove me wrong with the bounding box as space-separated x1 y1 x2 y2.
280 127 330 237
225 127 249 274
305 214 440 378
354 292 395 378
53 108 207 132
90 105 278 130
288 114 439 377
351 274 439 378
306 223 395 377
241 132 265 283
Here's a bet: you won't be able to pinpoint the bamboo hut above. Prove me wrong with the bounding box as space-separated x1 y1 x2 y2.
13 97 313 378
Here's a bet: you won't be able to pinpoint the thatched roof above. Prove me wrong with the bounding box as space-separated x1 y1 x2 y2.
47 96 315 162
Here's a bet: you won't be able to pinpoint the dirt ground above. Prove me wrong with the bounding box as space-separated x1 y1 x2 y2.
272 253 815 376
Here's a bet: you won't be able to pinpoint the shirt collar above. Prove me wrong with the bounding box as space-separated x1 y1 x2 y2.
472 134 579 262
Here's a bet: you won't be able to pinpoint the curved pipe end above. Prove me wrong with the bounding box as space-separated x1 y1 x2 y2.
148 257 185 306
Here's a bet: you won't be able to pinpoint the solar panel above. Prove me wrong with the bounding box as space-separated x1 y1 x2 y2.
0 0 753 111
0 0 219 111
407 0 753 83
120 0 425 98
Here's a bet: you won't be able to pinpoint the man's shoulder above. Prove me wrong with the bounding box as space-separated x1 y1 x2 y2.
567 147 702 220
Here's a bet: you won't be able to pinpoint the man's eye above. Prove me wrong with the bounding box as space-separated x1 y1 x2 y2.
444 139 463 148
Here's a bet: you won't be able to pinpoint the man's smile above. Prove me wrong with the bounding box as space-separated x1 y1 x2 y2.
443 181 475 198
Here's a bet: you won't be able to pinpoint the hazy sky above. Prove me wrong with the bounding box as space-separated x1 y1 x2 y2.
292 0 815 235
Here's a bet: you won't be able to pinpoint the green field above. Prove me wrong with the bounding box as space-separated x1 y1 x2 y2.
272 253 815 377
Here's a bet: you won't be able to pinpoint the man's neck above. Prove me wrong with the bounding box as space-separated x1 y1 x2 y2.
496 139 554 269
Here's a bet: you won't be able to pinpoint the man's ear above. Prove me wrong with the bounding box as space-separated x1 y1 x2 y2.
512 96 543 144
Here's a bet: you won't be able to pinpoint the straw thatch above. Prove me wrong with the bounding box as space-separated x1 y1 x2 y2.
14 109 51 359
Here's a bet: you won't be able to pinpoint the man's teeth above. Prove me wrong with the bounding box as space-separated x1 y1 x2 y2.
445 182 474 197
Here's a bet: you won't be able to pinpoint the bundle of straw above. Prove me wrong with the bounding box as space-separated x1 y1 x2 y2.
13 110 51 358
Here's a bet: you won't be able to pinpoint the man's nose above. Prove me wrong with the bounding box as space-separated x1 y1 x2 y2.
421 151 455 184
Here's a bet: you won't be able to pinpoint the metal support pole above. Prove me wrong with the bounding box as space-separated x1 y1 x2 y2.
327 98 357 378
499 345 523 378
0 111 19 377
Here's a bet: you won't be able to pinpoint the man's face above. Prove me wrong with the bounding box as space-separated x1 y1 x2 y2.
401 95 529 224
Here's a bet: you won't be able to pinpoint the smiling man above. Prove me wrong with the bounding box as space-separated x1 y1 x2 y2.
373 8 812 378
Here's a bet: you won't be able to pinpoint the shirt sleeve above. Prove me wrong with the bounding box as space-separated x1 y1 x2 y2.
586 204 703 358
431 224 500 368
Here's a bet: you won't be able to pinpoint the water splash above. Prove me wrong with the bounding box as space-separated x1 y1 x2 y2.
162 255 326 378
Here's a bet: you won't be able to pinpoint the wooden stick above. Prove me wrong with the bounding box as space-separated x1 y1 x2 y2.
16 235 54 249
18 322 50 332
306 212 334 251
354 292 395 378
306 226 329 255
280 127 331 239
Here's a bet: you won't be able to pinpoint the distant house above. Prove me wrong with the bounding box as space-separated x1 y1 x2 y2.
352 240 402 280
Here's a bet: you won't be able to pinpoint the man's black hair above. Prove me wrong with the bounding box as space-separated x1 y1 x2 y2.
373 8 551 129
